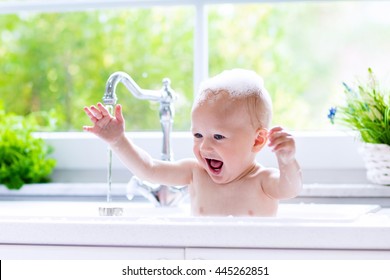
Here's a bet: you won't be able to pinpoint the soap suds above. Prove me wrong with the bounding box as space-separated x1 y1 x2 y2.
197 69 265 102
194 68 273 128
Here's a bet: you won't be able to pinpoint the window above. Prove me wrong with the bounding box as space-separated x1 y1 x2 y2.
0 5 194 131
1 0 389 131
208 2 390 130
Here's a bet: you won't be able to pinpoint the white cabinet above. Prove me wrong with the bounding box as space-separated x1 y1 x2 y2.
185 248 390 260
2 245 390 260
0 244 184 260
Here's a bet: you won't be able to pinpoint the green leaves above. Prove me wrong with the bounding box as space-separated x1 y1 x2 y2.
337 69 390 145
0 9 194 131
0 110 56 190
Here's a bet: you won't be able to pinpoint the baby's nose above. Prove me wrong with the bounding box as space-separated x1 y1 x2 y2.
200 139 213 153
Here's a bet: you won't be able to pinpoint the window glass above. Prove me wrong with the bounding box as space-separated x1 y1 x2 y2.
2 1 389 132
208 1 390 130
0 7 194 131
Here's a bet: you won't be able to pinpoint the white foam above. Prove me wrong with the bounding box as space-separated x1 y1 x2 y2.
198 68 265 98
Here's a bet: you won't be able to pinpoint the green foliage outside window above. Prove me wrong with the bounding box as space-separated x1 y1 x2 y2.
0 8 194 131
1 2 389 131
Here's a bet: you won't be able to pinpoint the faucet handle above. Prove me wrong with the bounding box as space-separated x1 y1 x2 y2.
163 78 171 85
161 78 176 103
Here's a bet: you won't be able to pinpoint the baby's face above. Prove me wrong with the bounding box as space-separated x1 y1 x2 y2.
191 93 262 184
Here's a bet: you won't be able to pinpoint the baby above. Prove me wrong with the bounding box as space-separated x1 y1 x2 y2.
83 69 302 216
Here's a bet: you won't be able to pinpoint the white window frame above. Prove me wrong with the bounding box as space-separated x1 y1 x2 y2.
0 0 379 184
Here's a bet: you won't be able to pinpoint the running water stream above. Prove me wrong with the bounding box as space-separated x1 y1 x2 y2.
106 104 113 203
98 104 123 216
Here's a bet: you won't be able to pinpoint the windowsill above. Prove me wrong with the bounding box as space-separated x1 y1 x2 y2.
1 131 377 202
3 128 390 206
32 131 371 184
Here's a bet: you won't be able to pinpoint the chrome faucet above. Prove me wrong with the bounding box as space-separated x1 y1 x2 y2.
103 71 188 207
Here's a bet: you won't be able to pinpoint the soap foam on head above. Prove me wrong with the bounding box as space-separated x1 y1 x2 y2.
197 68 265 102
195 68 273 128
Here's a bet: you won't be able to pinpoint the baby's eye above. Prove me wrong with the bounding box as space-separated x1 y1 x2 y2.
214 134 225 140
193 133 203 139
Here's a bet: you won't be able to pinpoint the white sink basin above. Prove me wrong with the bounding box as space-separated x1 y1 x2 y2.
0 201 388 250
0 201 380 223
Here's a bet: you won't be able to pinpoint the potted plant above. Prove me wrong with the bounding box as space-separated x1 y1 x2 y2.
328 68 390 185
0 108 56 190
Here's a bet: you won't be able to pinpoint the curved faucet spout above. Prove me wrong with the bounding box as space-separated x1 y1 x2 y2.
102 71 186 207
103 71 162 105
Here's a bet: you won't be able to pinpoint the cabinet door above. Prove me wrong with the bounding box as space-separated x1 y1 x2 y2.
0 244 184 260
185 248 390 260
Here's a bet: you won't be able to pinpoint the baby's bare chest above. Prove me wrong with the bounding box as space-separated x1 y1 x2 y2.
189 172 277 216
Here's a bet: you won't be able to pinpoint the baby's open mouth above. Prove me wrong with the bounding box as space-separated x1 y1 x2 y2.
206 158 223 174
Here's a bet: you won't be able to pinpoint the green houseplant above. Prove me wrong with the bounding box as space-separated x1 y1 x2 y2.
0 109 56 190
328 68 390 185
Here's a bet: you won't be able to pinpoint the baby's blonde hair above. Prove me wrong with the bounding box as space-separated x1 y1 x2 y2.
195 69 273 129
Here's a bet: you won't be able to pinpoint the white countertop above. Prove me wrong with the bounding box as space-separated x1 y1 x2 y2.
0 201 389 250
1 183 390 198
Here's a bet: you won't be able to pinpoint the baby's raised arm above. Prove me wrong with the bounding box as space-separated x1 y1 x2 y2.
83 103 194 186
263 126 302 199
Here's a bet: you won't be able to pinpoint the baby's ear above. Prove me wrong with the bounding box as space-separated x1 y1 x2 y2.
253 128 268 152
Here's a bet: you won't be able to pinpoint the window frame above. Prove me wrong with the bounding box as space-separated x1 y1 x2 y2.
0 0 382 183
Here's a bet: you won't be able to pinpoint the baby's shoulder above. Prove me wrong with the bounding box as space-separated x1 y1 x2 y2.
177 158 199 169
255 164 280 180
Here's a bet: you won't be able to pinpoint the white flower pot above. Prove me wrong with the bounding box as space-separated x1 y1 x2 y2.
359 143 390 185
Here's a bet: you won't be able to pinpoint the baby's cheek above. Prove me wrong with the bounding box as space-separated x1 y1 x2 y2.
192 145 199 156
192 147 203 164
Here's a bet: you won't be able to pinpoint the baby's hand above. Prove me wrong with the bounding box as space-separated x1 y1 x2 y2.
83 103 125 145
268 126 296 165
